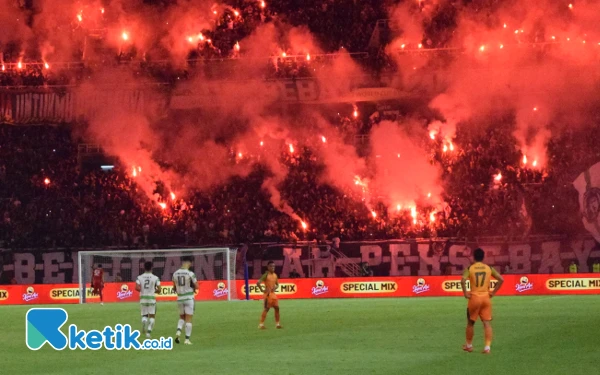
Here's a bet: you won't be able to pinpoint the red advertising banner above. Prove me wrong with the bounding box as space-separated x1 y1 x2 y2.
1 274 599 305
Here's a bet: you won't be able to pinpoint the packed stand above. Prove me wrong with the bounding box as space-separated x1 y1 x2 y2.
0 113 590 250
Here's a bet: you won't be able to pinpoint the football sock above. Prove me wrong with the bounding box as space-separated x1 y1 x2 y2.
466 325 474 346
141 316 148 331
185 323 192 339
260 310 267 324
176 319 184 335
275 309 280 325
148 318 155 333
484 325 493 347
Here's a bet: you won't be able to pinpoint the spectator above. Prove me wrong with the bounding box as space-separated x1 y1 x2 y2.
569 261 578 274
360 262 373 277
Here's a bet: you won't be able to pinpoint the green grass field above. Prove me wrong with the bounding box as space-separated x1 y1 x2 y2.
3 296 600 375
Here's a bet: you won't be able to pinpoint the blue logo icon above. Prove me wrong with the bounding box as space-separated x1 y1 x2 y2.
26 308 172 351
26 308 69 350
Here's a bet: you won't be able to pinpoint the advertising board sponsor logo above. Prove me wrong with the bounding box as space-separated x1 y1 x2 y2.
311 280 329 296
515 276 534 293
340 281 397 294
546 278 600 290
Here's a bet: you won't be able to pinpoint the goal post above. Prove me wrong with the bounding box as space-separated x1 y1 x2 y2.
77 247 246 303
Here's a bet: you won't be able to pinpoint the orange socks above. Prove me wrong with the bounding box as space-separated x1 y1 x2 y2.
484 325 493 347
260 310 267 324
466 325 474 345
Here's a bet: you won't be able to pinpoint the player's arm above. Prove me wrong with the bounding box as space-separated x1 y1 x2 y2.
191 273 198 291
274 275 279 291
155 279 161 294
256 272 268 293
490 267 504 297
460 267 471 299
172 275 178 294
135 277 142 292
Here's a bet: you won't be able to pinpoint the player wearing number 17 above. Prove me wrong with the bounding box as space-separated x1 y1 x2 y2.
461 248 504 354
172 256 198 345
135 262 161 339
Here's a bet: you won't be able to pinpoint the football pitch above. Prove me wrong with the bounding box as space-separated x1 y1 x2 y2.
4 296 600 375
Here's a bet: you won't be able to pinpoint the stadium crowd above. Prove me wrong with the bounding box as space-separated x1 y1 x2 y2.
0 110 593 250
0 0 384 87
0 0 596 251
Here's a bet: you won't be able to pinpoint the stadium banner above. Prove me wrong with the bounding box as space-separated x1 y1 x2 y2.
0 88 165 124
1 274 599 305
0 81 411 124
2 238 600 284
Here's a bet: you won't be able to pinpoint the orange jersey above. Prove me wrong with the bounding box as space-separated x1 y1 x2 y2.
259 272 278 296
463 262 500 296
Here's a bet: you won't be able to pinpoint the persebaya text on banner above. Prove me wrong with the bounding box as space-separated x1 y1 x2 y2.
26 308 172 350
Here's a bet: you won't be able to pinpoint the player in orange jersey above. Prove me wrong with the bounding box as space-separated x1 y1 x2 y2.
461 248 504 354
257 261 282 329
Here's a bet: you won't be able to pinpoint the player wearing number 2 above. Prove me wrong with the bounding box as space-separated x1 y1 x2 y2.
172 256 198 345
461 248 504 354
135 262 161 339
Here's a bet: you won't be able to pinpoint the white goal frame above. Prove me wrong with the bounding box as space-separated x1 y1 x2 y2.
77 247 237 303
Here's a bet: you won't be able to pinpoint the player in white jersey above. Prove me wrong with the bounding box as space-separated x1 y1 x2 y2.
172 256 198 345
135 262 161 339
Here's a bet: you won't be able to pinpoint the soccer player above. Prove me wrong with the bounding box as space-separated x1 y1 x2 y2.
172 256 198 345
461 248 504 354
91 264 104 305
257 261 282 329
135 261 161 339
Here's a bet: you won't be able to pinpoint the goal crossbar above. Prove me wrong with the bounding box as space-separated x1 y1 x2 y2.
78 247 239 304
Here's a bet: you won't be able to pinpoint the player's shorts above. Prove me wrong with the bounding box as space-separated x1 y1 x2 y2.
263 293 279 309
141 304 156 316
92 283 103 293
467 294 492 322
177 300 195 315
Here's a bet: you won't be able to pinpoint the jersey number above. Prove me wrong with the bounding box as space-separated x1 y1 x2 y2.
177 276 186 287
475 272 486 287
144 279 151 288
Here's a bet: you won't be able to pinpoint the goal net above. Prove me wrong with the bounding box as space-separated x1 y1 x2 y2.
78 248 239 303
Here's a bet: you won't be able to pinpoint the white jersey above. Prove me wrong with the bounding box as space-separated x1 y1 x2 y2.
136 272 160 305
172 268 197 301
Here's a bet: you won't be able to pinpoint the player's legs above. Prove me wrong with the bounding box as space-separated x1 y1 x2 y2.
98 286 104 305
259 297 269 329
183 301 194 344
271 297 281 328
146 305 156 338
480 298 493 353
175 302 186 343
464 298 481 352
